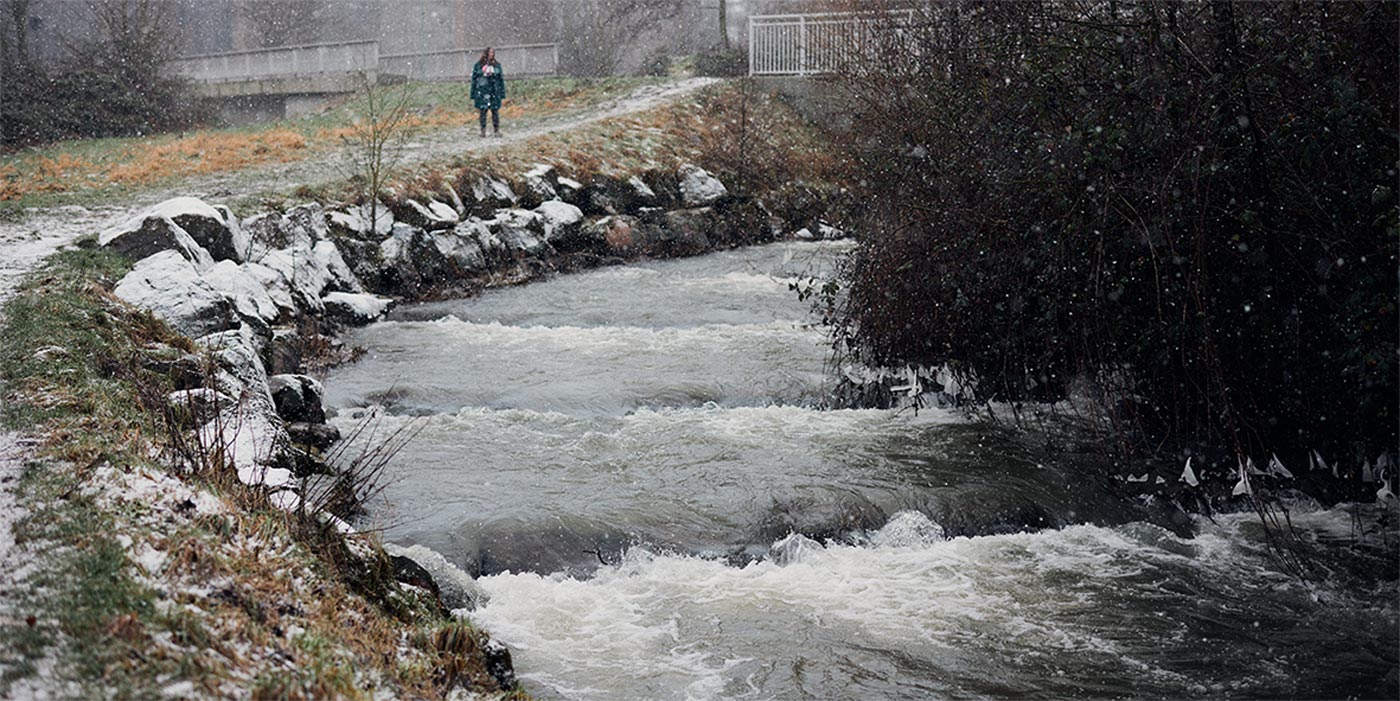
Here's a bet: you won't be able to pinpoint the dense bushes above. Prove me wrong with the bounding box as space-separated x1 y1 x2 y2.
695 47 747 77
830 1 1397 464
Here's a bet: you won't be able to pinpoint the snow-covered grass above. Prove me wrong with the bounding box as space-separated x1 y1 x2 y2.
0 248 525 699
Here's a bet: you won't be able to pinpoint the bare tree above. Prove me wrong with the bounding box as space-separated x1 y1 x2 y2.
340 73 418 233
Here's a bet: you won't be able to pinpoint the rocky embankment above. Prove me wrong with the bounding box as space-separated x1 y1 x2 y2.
97 160 847 575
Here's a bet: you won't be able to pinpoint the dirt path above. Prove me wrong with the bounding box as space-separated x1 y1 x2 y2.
0 75 717 699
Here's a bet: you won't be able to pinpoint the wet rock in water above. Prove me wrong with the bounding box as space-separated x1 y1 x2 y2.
768 533 824 566
141 197 249 263
482 638 518 691
517 164 560 208
322 292 392 327
382 543 490 611
584 215 644 255
713 198 780 247
268 374 327 423
100 214 215 270
286 422 341 452
389 554 442 597
114 251 239 338
678 164 728 207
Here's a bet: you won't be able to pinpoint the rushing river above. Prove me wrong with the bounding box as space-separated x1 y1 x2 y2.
324 241 1397 699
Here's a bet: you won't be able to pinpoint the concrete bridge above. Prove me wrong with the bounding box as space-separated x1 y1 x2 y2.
167 41 560 124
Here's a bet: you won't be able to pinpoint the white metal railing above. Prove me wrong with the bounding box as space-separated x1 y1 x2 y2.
169 40 380 84
380 43 560 81
748 10 916 76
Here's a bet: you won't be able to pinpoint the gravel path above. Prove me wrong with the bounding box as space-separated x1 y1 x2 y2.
0 76 718 698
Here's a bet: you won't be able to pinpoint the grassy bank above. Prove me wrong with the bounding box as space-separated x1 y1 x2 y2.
0 248 522 699
0 77 656 210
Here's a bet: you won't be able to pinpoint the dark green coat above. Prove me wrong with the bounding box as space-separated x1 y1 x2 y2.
471 61 505 110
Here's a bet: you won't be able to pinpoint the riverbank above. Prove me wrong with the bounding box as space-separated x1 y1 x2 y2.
0 79 854 698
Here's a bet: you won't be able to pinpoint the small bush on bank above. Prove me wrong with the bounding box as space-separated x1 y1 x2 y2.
829 2 1398 466
695 47 748 77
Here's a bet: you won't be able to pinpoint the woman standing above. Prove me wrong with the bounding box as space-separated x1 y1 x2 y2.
471 47 506 138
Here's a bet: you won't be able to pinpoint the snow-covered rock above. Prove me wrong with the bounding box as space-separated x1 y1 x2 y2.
201 260 282 334
678 164 728 207
431 228 488 273
441 183 467 216
535 200 585 245
468 175 518 217
629 175 658 202
556 176 586 208
398 199 457 231
99 214 215 270
312 240 362 294
194 328 291 488
268 374 327 424
323 292 392 326
519 164 559 207
488 209 547 255
113 251 238 338
327 204 393 239
141 197 248 262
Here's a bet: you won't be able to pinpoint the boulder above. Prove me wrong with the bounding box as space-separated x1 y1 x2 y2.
201 261 282 335
244 204 331 260
113 251 239 338
556 176 587 209
584 215 644 255
167 388 235 427
466 175 518 218
518 164 559 209
264 327 302 375
441 183 467 216
582 174 643 216
312 240 363 294
431 227 489 274
99 215 214 270
652 207 715 256
396 199 457 232
382 543 490 612
326 203 393 240
535 201 585 249
379 223 456 294
141 197 248 262
678 164 728 207
488 209 548 256
287 422 341 452
268 374 327 424
322 292 392 327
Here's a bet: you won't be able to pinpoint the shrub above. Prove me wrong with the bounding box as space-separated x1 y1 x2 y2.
695 47 747 77
829 1 1398 464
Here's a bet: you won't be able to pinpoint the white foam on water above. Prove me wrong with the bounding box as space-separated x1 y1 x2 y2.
471 506 1397 701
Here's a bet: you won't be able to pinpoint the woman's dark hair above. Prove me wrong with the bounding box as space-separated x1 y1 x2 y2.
477 47 494 66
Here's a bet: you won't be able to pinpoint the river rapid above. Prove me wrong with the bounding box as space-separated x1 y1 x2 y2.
324 241 1397 699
